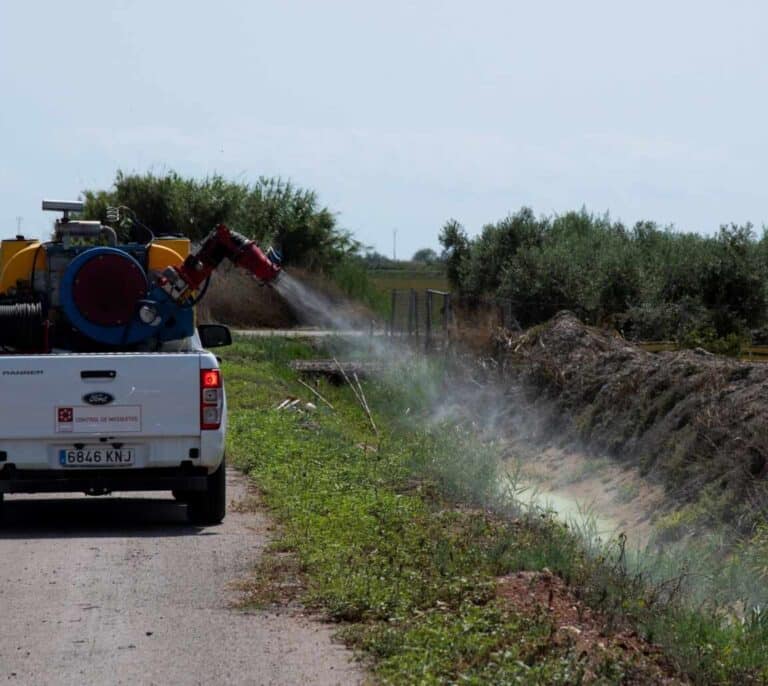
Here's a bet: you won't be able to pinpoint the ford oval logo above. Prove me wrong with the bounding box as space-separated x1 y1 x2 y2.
83 392 114 406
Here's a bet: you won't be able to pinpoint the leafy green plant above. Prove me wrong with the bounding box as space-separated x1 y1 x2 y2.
442 207 768 342
677 327 747 357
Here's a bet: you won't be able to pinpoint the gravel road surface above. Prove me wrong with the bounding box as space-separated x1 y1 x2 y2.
0 469 363 685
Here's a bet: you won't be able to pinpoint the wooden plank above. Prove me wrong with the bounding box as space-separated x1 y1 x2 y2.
290 359 384 377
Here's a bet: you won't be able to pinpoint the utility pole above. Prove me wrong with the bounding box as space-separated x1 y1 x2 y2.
393 228 397 261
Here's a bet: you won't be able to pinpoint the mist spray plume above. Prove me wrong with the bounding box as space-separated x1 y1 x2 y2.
274 273 361 331
270 272 768 615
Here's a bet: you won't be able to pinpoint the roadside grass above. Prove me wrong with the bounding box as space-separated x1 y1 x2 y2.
221 336 768 684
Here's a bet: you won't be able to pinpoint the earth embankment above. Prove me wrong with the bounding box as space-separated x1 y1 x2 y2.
496 312 768 535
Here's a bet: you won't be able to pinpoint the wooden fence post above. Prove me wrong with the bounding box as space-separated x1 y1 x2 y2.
425 290 433 351
389 290 397 336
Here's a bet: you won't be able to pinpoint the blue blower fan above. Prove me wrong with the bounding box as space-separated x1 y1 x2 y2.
59 247 193 345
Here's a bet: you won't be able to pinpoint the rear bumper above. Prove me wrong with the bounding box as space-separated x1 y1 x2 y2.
0 430 226 472
0 465 209 494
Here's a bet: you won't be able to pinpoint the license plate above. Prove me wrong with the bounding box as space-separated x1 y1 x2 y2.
58 448 135 468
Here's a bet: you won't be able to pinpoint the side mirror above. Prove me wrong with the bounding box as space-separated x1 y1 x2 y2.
198 324 232 348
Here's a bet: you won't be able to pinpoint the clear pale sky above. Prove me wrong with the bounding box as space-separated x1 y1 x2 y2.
1 1 766 258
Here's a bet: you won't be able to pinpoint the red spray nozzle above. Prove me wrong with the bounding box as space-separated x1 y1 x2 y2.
236 242 282 283
162 223 283 304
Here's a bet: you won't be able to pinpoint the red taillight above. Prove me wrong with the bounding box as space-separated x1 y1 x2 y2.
200 369 222 430
202 370 221 388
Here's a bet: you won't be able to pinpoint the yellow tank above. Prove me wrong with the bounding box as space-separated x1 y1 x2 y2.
1 239 37 273
154 237 190 257
148 238 189 273
148 242 186 272
0 237 191 295
0 241 44 295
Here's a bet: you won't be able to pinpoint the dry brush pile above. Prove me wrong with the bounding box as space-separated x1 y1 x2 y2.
496 312 768 536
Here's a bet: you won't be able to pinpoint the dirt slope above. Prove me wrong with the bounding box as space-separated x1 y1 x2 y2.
496 312 768 535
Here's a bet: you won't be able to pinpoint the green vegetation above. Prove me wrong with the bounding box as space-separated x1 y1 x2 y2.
81 171 386 312
222 335 768 684
368 267 450 295
440 208 768 352
81 171 456 320
411 247 441 265
360 249 449 297
82 171 358 267
329 259 390 317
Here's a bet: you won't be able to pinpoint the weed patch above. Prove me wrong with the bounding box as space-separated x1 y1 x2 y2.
221 335 768 684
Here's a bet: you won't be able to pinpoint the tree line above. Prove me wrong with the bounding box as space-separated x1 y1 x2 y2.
440 208 768 350
82 171 392 312
82 171 360 271
82 173 768 348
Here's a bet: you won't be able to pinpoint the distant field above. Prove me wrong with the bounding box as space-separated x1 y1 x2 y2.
368 268 450 294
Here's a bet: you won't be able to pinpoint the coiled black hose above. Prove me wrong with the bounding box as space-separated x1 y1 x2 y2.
0 301 44 350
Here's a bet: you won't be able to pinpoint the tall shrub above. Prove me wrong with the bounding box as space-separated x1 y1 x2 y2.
82 171 360 271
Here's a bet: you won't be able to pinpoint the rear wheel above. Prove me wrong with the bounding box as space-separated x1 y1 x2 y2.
187 459 226 525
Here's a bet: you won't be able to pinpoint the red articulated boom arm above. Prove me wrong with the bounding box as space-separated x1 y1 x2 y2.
158 224 281 303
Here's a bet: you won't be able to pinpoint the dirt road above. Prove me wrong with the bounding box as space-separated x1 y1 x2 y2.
0 470 363 685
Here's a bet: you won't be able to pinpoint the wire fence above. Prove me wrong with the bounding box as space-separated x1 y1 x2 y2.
387 289 768 363
387 290 524 349
387 289 453 348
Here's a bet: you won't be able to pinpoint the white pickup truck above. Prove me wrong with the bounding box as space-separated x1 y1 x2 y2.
0 324 232 525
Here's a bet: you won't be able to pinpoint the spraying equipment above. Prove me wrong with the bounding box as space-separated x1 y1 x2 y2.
0 200 282 352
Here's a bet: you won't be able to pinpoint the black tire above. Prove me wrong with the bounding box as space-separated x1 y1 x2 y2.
187 458 226 525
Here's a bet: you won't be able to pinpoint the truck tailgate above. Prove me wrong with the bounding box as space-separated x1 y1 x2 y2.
0 353 201 440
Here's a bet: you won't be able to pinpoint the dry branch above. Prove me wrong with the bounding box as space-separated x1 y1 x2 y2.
297 378 335 410
353 372 378 436
333 357 378 435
